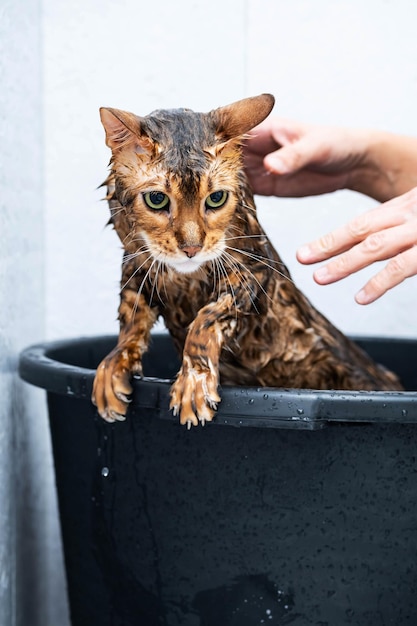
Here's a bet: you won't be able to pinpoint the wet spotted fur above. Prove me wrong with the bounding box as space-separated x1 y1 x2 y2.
92 94 402 427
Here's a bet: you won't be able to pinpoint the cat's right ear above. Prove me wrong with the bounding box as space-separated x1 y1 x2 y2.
99 107 153 153
213 94 275 141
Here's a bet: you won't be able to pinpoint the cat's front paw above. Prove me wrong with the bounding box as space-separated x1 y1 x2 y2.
92 349 137 422
169 356 221 428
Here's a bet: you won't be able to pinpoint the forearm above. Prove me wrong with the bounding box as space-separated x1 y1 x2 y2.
348 130 417 202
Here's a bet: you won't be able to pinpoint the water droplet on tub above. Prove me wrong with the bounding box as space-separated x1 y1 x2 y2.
263 394 269 400
249 398 254 404
297 408 304 415
402 409 408 417
101 467 110 478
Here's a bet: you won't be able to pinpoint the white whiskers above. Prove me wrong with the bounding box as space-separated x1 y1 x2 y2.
119 233 293 326
225 245 294 285
220 251 263 312
131 257 159 319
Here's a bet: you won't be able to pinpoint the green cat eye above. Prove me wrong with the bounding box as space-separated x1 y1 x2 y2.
205 190 228 210
143 191 170 210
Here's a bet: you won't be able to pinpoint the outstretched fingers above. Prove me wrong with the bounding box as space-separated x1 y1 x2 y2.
296 189 417 303
297 200 406 264
312 222 414 283
355 245 417 304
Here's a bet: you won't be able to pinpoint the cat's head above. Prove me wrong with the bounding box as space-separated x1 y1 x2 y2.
100 94 274 274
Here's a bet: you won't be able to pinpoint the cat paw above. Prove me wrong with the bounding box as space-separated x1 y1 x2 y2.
169 358 221 428
92 351 135 422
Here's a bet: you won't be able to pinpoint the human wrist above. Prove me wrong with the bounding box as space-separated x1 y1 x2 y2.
346 131 392 201
347 130 417 202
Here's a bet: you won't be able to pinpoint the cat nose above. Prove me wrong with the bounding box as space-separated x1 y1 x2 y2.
181 245 202 258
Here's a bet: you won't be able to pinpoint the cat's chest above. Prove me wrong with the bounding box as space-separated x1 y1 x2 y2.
159 273 212 330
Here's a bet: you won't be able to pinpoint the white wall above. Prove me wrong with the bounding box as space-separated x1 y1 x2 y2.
44 0 417 342
0 1 68 624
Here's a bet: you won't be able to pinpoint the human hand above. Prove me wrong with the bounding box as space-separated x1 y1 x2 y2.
243 118 367 198
296 187 417 304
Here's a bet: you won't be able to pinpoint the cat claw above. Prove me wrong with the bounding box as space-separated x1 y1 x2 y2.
116 392 132 403
170 369 219 427
206 399 218 411
106 410 126 422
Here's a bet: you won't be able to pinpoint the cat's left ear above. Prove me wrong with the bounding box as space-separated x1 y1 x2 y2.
213 93 275 141
99 107 153 153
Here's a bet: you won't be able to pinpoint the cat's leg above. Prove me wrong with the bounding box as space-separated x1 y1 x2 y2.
170 294 237 428
92 290 158 422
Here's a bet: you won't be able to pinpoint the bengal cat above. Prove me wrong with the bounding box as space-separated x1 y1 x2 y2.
92 94 402 428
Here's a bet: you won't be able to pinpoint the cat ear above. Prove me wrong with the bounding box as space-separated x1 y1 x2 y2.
99 107 153 153
213 93 275 141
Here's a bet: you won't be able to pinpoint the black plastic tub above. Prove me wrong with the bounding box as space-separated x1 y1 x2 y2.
19 333 417 626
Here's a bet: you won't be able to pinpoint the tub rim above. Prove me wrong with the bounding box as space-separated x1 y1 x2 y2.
18 333 417 430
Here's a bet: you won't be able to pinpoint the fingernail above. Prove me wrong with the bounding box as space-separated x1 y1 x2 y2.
265 156 290 174
297 245 312 262
355 289 370 305
314 266 330 282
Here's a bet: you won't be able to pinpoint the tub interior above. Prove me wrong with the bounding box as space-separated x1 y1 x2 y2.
46 333 417 391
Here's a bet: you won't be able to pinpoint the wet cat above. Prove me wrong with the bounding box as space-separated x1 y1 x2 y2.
92 94 402 428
